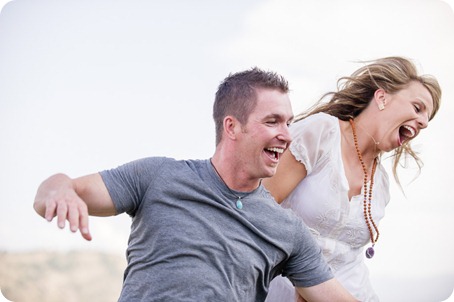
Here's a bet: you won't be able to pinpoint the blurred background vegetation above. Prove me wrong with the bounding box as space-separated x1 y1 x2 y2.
0 251 126 302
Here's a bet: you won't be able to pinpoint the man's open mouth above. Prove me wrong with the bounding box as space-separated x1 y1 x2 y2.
265 147 284 161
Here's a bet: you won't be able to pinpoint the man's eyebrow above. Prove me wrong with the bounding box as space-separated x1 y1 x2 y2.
264 113 293 120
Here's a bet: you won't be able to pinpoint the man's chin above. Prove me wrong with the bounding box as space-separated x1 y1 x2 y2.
262 168 277 179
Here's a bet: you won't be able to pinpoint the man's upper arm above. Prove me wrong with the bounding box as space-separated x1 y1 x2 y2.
74 173 117 216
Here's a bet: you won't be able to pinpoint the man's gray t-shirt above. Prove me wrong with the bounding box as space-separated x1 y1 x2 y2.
100 157 333 301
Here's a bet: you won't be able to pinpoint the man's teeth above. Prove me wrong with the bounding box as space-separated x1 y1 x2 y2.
402 125 415 138
266 147 284 154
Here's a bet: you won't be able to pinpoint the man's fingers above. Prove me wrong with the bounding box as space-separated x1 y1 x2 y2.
80 228 92 241
78 202 92 241
67 203 80 233
41 193 92 241
56 201 68 229
44 200 57 222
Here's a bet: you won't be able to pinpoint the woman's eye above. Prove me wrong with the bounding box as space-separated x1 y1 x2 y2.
414 105 420 112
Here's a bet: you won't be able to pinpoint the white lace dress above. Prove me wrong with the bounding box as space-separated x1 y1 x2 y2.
265 113 390 302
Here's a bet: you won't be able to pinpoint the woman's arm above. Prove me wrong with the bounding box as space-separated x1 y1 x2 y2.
263 149 308 203
296 278 358 302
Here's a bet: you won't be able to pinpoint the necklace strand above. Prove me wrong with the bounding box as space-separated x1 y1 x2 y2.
356 122 380 146
210 159 244 210
350 119 380 259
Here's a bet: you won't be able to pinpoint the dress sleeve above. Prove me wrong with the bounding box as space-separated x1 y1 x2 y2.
289 113 339 175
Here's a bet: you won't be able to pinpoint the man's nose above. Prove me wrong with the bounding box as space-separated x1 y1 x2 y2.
277 124 292 144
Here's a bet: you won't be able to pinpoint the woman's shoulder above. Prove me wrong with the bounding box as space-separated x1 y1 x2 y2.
291 112 339 136
305 112 338 124
289 113 341 170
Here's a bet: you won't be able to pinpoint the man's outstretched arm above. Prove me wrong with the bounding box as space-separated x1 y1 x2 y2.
33 173 116 241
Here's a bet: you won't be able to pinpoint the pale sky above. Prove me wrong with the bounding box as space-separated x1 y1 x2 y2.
0 1 453 301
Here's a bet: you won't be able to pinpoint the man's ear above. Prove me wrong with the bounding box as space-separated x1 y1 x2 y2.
223 116 238 140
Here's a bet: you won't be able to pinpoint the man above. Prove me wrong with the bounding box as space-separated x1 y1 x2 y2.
34 68 357 301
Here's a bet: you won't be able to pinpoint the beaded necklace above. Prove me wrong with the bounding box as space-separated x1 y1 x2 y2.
350 119 380 259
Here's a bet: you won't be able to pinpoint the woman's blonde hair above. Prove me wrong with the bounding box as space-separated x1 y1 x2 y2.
295 56 442 185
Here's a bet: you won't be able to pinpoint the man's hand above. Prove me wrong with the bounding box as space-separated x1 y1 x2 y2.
34 173 92 241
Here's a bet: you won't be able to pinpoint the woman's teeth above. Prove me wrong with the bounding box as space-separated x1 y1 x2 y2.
401 125 416 138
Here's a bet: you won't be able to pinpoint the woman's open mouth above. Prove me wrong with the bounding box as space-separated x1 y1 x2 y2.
398 125 416 145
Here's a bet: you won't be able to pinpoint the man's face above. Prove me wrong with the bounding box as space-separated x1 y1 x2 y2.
237 88 294 180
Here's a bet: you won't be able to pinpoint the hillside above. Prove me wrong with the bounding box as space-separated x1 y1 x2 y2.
0 251 126 302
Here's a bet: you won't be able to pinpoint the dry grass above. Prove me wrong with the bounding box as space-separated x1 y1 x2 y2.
0 250 126 302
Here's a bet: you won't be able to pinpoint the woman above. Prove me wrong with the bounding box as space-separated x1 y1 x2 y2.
264 57 441 302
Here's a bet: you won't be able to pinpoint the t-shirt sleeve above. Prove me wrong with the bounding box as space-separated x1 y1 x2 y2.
283 220 334 287
289 113 339 175
99 157 167 216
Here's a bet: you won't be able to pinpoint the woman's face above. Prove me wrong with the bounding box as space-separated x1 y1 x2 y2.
377 81 434 152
